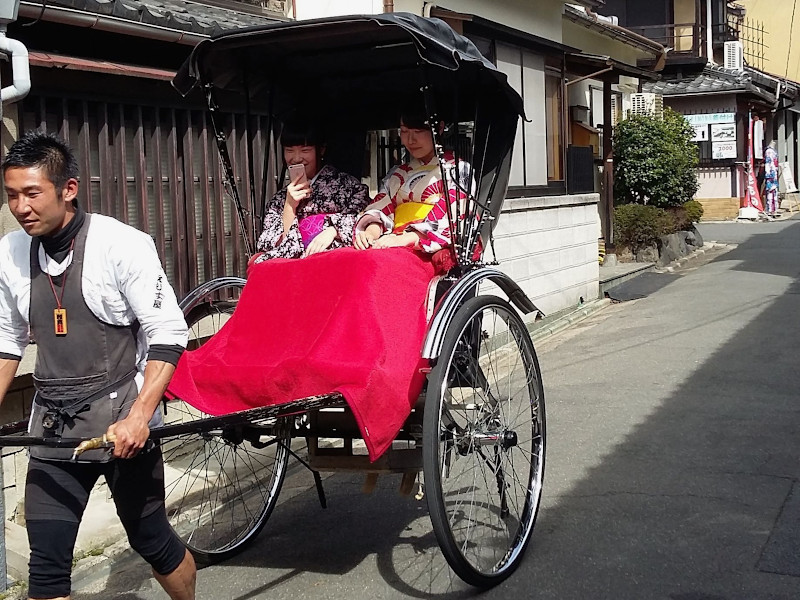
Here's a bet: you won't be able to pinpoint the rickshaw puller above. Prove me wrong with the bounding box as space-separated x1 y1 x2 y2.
0 132 195 600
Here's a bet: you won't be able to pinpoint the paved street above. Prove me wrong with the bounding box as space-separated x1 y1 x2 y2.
71 216 800 599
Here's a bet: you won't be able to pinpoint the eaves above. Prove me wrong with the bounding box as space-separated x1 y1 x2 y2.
563 4 664 57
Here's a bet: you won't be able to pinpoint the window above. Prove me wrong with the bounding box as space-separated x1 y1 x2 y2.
545 69 563 181
495 42 565 190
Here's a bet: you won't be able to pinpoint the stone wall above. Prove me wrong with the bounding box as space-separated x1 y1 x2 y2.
698 197 739 221
487 193 601 317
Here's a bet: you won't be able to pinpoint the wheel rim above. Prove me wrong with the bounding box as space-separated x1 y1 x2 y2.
162 297 290 557
161 403 290 556
432 300 544 579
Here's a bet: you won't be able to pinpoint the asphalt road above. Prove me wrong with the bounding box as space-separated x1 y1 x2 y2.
72 216 800 599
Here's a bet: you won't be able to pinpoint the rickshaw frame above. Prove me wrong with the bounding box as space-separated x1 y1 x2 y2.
0 13 547 589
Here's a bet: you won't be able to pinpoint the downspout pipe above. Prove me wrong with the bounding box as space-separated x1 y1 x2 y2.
383 0 393 13
0 29 30 104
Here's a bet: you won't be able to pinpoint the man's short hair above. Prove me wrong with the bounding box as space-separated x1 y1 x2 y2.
2 131 79 192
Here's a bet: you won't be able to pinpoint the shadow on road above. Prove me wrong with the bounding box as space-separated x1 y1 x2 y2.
511 220 800 598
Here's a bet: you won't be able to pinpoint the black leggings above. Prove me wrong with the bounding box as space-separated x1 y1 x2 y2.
25 449 186 598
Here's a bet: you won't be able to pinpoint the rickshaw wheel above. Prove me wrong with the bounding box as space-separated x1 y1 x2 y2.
162 292 291 563
423 295 546 587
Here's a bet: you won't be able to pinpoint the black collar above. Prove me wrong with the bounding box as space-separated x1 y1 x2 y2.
39 205 85 263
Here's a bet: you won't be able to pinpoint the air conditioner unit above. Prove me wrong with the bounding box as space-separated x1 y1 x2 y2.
630 93 664 119
724 40 744 71
609 95 621 126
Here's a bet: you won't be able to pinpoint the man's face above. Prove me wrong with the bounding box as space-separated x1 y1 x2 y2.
4 166 77 237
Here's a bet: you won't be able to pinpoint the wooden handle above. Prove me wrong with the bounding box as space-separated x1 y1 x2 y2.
71 433 117 460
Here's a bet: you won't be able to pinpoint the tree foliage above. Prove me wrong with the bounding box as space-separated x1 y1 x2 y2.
613 107 700 208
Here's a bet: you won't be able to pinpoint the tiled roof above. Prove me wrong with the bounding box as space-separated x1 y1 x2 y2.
33 0 285 37
643 64 774 102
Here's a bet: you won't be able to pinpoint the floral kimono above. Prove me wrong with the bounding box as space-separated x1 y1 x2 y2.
255 164 370 261
355 151 473 253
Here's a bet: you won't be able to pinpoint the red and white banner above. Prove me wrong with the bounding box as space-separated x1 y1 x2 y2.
743 112 764 212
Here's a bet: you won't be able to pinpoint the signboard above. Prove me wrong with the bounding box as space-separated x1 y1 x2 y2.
692 125 709 142
711 123 736 142
712 141 737 159
684 112 736 126
781 162 798 193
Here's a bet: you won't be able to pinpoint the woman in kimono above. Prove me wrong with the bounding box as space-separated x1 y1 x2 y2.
254 119 370 262
353 112 472 253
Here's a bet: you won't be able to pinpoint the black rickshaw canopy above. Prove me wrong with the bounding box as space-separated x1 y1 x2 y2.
173 13 525 265
173 12 524 127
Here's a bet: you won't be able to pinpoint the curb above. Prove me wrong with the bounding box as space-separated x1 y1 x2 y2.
528 297 611 343
653 242 733 273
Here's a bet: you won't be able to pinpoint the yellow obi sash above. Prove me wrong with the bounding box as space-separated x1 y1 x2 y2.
393 201 434 233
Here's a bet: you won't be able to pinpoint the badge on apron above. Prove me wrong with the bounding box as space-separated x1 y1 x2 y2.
54 308 68 335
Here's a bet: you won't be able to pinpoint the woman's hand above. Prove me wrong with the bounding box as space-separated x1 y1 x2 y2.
286 179 312 207
304 226 337 257
354 222 383 250
372 231 420 249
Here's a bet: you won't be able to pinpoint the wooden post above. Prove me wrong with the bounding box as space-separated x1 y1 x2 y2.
603 79 614 246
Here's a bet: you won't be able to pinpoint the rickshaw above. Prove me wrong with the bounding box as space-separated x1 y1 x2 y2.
1 13 546 589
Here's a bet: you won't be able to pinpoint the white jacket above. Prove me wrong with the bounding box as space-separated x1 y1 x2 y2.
0 214 188 377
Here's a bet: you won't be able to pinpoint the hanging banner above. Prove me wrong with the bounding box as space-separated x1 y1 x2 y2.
743 112 764 212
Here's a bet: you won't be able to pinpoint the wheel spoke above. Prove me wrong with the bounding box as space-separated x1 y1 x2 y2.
424 296 545 586
163 289 290 562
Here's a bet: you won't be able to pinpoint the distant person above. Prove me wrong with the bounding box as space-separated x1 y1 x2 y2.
255 118 370 262
763 142 780 217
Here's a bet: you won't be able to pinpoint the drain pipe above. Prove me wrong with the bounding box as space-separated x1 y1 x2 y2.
0 27 30 104
383 0 393 13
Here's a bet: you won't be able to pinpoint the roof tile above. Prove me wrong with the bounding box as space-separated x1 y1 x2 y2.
41 0 283 36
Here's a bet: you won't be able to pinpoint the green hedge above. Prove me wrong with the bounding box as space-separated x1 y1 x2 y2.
615 201 705 251
614 204 672 250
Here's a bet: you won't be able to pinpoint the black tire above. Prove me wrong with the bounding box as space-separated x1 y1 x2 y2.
162 286 291 564
423 295 546 587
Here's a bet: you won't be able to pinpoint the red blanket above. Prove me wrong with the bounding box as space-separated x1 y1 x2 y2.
167 247 437 460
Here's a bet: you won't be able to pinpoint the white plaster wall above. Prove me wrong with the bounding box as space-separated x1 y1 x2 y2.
294 0 384 19
486 194 601 317
296 0 567 42
696 167 733 199
416 0 566 41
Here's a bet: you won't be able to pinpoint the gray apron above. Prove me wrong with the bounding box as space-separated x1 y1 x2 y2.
28 215 139 462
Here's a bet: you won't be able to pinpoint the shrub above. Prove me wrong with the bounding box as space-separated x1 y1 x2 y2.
666 200 704 232
614 204 672 250
683 199 704 223
613 107 700 208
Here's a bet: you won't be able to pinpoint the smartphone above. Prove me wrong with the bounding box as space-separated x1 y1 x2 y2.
288 163 308 185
